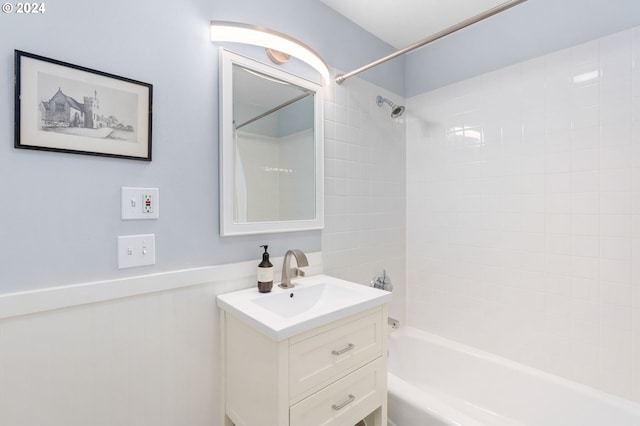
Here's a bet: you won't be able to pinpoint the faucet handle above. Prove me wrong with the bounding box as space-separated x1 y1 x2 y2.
371 269 393 291
289 267 305 277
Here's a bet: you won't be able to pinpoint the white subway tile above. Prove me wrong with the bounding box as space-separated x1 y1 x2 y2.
335 122 348 142
572 126 600 151
523 194 546 213
601 333 633 398
633 97 640 122
571 277 599 301
600 236 632 260
546 193 572 214
632 169 640 191
572 235 600 257
545 293 572 318
324 100 336 122
601 122 632 147
406 27 639 401
522 214 546 233
572 149 599 171
546 214 571 234
600 214 632 236
572 105 600 129
601 304 633 330
601 101 632 127
546 234 572 255
569 341 600 388
601 259 632 284
545 150 572 173
335 104 348 125
601 145 632 169
572 214 600 235
546 131 572 152
573 192 600 214
572 171 600 192
334 83 348 107
571 83 599 108
546 272 572 295
571 299 600 324
521 252 546 272
633 146 640 171
546 106 572 134
601 191 632 214
546 173 572 192
601 281 633 306
601 169 632 192
571 256 599 280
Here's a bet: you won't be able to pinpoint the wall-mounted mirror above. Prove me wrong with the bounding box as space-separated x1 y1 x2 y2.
219 49 324 236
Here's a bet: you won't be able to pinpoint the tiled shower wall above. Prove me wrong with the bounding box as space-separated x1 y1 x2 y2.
406 28 640 402
322 75 407 323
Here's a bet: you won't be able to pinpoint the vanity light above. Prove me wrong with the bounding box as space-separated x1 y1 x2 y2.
210 20 331 84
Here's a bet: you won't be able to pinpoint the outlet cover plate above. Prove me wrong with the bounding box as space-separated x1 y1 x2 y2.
121 187 159 220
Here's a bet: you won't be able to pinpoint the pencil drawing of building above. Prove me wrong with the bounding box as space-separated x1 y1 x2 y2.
40 88 108 129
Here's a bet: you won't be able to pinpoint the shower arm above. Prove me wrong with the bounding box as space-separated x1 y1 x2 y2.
335 0 527 84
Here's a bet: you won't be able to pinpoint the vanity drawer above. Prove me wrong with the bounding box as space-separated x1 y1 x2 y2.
289 309 383 400
290 358 384 426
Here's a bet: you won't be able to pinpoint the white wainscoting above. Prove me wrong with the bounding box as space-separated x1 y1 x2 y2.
0 253 322 426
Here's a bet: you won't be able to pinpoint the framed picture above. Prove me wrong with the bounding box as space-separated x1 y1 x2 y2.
14 50 153 161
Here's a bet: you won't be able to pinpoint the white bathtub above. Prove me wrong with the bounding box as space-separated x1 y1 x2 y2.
387 327 640 426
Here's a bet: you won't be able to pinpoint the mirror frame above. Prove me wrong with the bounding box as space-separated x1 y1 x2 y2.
219 49 324 236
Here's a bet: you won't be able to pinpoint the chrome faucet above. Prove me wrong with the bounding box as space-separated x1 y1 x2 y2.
279 249 309 289
371 269 393 292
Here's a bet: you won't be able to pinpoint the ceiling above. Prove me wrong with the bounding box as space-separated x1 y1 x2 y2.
320 0 517 49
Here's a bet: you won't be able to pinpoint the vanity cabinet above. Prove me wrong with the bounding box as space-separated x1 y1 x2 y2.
221 305 388 426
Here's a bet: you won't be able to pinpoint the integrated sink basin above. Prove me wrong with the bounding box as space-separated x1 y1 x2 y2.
216 274 392 341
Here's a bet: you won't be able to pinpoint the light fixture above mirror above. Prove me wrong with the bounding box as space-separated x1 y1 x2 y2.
210 21 331 84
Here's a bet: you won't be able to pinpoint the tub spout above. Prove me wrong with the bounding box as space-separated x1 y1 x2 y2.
388 317 400 329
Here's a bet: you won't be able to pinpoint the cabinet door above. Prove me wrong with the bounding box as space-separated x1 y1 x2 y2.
289 309 383 401
290 359 385 426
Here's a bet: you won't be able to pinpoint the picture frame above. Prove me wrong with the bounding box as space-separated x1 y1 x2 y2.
14 50 153 161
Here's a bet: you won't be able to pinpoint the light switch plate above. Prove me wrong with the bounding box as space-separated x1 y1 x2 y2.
117 234 156 269
121 187 159 220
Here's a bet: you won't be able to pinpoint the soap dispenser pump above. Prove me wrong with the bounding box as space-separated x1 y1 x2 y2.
257 245 274 293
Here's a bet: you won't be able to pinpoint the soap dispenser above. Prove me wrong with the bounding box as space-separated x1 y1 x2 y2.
257 245 274 293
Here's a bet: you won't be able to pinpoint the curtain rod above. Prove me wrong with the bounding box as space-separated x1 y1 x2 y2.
335 0 528 84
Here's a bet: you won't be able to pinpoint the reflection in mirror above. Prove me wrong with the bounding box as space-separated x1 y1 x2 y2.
220 49 324 236
233 65 315 222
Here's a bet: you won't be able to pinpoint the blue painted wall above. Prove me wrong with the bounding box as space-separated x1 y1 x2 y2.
0 0 399 293
406 0 640 96
5 0 639 293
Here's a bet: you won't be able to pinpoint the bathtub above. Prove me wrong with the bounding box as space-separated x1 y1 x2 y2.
387 327 640 426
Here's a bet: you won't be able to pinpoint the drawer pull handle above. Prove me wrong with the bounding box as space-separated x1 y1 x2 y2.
332 394 355 411
332 343 355 356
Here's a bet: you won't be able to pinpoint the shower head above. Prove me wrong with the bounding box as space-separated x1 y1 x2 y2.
376 95 405 118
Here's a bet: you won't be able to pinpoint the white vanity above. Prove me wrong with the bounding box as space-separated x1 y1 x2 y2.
217 274 391 426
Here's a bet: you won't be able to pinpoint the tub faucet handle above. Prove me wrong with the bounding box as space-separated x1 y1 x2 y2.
371 269 393 292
